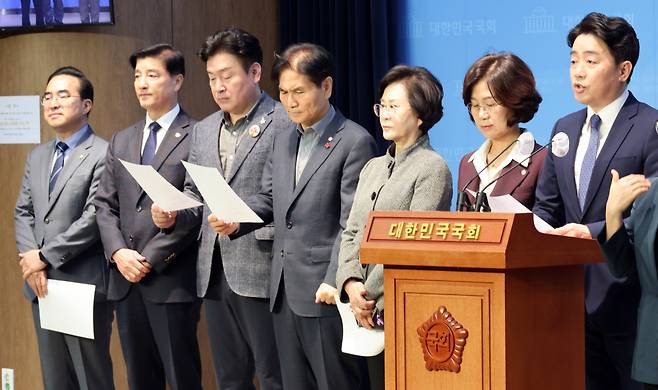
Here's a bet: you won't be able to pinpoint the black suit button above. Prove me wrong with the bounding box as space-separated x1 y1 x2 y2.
371 192 376 200
129 235 134 242
136 206 142 212
44 218 50 224
280 250 284 257
287 222 293 229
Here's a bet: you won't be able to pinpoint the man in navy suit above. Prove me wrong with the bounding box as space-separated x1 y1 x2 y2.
533 12 658 390
94 44 201 390
214 43 376 390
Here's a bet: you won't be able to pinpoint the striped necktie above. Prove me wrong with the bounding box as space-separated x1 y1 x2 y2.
49 141 69 195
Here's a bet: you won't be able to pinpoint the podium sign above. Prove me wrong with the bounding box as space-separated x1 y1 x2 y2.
360 211 602 390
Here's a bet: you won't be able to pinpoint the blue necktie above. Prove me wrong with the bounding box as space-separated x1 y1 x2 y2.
578 114 601 210
141 122 161 165
49 141 69 196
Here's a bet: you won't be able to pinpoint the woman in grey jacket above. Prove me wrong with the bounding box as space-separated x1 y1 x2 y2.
335 65 452 389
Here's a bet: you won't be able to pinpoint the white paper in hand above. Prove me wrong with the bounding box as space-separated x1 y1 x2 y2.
119 159 202 212
335 294 384 357
182 161 263 223
38 279 96 339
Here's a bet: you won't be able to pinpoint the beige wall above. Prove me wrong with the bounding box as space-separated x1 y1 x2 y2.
0 1 278 388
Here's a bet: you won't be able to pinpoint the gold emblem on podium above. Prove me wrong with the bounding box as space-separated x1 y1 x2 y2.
417 306 468 373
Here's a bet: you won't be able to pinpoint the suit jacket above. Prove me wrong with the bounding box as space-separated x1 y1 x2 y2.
458 141 547 209
176 93 291 298
598 180 658 384
239 110 377 317
336 134 452 312
94 110 200 303
534 92 658 332
15 129 109 301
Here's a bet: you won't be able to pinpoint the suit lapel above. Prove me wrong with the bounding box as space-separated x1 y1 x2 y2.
461 158 480 203
560 110 587 216
281 126 299 206
137 112 191 202
150 112 191 171
582 94 639 214
38 141 56 208
289 112 344 207
226 97 275 183
46 130 94 213
206 114 223 174
129 120 145 165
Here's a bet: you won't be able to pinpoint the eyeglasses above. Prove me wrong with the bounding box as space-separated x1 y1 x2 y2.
373 103 404 117
467 102 500 116
41 92 81 106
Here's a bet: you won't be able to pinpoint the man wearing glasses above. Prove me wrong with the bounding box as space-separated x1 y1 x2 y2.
14 66 114 390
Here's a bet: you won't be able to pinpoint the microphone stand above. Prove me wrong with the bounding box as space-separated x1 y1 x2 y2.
456 139 520 212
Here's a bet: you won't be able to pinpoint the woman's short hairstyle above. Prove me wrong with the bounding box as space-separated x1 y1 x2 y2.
378 65 444 134
462 52 542 126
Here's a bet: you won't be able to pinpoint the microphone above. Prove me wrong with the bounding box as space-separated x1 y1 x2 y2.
456 132 535 211
473 132 570 212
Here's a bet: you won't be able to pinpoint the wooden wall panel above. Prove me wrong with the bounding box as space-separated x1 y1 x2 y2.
0 1 278 389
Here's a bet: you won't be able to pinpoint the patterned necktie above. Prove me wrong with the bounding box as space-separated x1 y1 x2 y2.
141 122 161 165
578 114 601 209
49 141 69 195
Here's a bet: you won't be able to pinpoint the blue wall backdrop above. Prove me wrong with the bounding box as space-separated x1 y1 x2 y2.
392 1 657 209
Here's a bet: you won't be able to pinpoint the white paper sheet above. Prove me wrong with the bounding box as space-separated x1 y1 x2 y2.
38 279 96 339
119 159 203 212
182 161 263 223
335 295 385 357
0 95 41 144
485 193 554 233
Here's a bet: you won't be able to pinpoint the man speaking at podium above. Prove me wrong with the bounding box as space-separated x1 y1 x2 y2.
533 12 658 390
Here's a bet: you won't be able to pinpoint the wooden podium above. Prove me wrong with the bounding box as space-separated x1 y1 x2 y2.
359 211 603 390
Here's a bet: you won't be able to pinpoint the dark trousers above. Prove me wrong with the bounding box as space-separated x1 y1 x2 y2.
586 316 641 390
367 352 384 390
114 286 202 390
272 282 369 390
42 0 63 24
31 301 114 390
78 0 99 23
204 250 282 390
20 0 44 25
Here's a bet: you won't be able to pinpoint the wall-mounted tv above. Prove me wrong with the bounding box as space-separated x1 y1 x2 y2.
0 0 114 31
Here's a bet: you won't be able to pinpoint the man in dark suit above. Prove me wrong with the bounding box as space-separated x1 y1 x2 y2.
21 0 44 26
152 28 285 389
533 12 658 390
215 43 376 390
15 66 113 390
94 44 201 390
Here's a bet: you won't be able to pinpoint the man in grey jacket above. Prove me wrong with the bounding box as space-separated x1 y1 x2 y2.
15 66 113 390
152 28 285 389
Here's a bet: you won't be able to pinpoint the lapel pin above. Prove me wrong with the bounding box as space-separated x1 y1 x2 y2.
259 116 266 125
248 124 261 138
79 153 88 159
655 120 658 135
174 132 181 138
521 169 527 176
324 136 334 149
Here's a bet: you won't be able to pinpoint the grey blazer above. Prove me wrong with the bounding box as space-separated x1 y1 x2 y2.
335 134 452 312
239 109 378 317
177 93 290 298
94 110 200 303
15 129 109 301
598 179 658 385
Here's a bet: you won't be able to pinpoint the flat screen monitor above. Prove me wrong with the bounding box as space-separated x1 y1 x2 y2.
0 0 114 31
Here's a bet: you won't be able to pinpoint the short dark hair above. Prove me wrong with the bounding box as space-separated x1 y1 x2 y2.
46 66 94 103
130 43 185 76
462 52 542 126
567 12 639 83
198 28 263 72
272 43 334 87
378 65 444 134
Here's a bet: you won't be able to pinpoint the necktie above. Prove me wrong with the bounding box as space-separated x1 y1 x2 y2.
49 141 69 195
141 122 161 165
578 114 601 209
